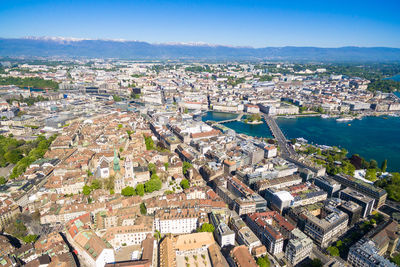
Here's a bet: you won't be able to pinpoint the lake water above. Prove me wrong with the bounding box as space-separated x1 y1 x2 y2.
202 112 400 172
389 74 400 82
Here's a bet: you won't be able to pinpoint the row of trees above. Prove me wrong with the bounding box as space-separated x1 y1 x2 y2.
120 174 162 197
185 66 212 73
0 77 59 89
7 95 49 106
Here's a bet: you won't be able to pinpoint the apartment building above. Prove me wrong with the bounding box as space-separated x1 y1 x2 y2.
348 238 397 267
302 205 348 248
246 211 295 255
285 228 313 266
154 208 206 234
209 212 235 247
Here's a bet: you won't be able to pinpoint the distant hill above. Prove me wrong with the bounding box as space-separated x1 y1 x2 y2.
1 37 400 62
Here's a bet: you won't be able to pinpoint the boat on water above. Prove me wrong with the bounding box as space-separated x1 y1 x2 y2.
285 115 296 119
321 114 330 119
336 117 354 122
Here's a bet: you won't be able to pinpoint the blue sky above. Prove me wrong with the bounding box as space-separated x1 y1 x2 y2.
0 0 399 47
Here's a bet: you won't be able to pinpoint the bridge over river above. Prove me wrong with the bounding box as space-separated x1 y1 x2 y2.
263 115 326 176
206 113 244 124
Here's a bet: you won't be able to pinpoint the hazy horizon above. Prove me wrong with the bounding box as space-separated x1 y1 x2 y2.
1 36 400 49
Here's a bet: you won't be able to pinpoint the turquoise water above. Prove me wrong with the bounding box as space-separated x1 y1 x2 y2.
389 74 400 81
203 112 400 171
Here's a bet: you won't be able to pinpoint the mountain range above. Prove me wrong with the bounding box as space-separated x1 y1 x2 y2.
1 37 400 62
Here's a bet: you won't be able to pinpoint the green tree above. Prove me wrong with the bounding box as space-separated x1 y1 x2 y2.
256 255 270 267
82 185 91 196
0 176 6 185
91 179 102 190
140 202 147 215
381 159 388 173
148 163 156 175
164 162 169 171
180 179 190 190
145 177 162 193
182 161 192 175
144 135 154 150
135 184 145 196
121 186 136 196
113 95 122 102
327 246 340 257
4 150 22 164
257 257 267 267
22 234 38 244
197 223 215 233
390 254 400 266
365 169 377 182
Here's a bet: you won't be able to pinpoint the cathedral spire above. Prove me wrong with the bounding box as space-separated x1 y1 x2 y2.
113 148 120 171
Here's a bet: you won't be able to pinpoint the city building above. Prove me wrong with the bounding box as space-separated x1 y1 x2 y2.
285 228 313 266
301 204 348 248
246 211 295 255
348 238 397 267
154 208 207 234
313 176 341 198
229 245 258 267
332 174 387 208
209 212 235 247
339 188 375 218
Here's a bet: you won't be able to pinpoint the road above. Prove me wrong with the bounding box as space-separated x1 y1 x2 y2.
311 246 331 264
263 115 296 157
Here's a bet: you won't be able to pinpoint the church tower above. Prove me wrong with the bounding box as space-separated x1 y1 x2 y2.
125 156 134 179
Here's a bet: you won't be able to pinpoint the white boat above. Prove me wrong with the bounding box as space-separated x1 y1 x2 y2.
336 117 353 122
321 114 330 119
